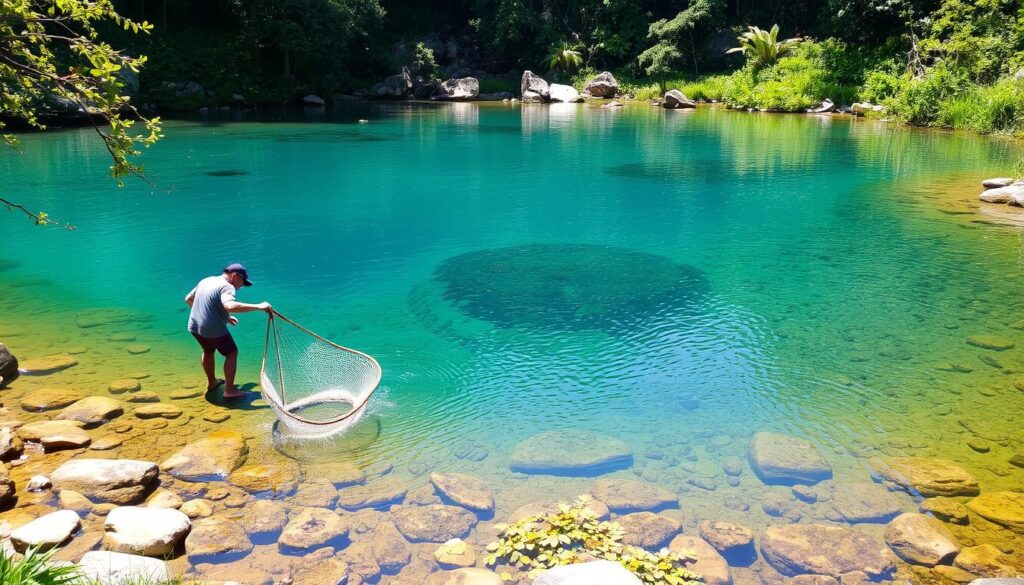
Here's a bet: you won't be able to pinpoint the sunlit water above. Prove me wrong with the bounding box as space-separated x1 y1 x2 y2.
2 103 1023 581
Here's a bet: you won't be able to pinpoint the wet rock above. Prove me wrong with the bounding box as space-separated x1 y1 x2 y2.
292 558 350 584
966 335 1015 351
369 67 413 99
108 379 141 394
337 480 407 509
954 545 1024 577
19 354 78 375
788 576 839 585
203 412 230 423
230 460 301 495
602 100 624 108
663 89 696 109
510 430 632 475
831 483 902 523
126 391 160 403
549 84 584 103
434 538 476 567
871 457 979 497
699 520 754 554
430 472 494 514
965 491 1024 532
760 524 896 578
17 420 90 450
979 185 1024 203
884 512 960 566
340 540 381 581
58 396 123 426
762 491 798 518
0 426 24 461
584 72 619 98
78 550 171 584
180 499 214 519
58 489 93 515
521 70 550 101
748 432 832 485
90 435 124 450
278 506 348 551
920 497 969 524
723 457 744 477
306 461 367 486
370 521 412 573
931 566 976 583
125 344 150 355
169 388 203 399
51 459 158 504
618 512 680 549
670 535 732 585
161 430 248 481
186 516 254 560
983 178 1015 189
9 510 80 552
394 504 477 542
103 506 191 556
144 488 183 509
1009 453 1024 468
134 403 182 419
792 485 817 503
295 478 340 507
20 387 84 411
591 478 676 513
240 499 287 536
0 342 19 387
533 560 643 584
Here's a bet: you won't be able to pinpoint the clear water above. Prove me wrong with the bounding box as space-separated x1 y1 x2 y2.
2 103 1023 580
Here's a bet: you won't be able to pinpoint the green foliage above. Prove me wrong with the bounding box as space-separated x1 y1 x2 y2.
0 545 80 585
546 41 585 73
924 0 1023 83
638 0 723 83
721 40 854 111
485 495 703 585
411 42 441 78
727 25 802 68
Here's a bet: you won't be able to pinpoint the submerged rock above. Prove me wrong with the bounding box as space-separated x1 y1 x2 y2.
239 499 287 536
134 403 183 419
337 479 407 509
58 396 123 426
430 472 494 514
533 560 642 585
186 516 254 560
510 430 632 475
104 506 191 556
52 459 158 504
590 478 676 513
394 504 477 542
17 420 90 450
831 483 903 523
884 512 960 566
229 460 301 496
618 512 680 549
434 538 476 568
698 520 754 554
966 335 1015 351
278 506 348 551
760 524 895 578
19 354 78 375
669 535 732 585
426 568 503 585
161 430 248 481
871 457 979 497
965 491 1024 532
20 387 84 411
108 379 142 394
748 432 832 485
369 521 412 573
9 510 80 552
920 497 969 524
954 544 1024 577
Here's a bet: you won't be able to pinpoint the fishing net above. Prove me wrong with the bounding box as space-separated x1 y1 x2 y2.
260 311 381 438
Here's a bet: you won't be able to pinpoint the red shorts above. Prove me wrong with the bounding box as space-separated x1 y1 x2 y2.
191 332 238 356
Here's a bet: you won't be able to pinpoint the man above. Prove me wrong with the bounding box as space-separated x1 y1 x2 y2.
185 263 272 399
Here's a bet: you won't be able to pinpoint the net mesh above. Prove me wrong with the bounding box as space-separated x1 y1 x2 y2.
260 312 381 438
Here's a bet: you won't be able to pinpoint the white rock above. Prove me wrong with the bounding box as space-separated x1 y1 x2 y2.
78 550 171 585
103 506 191 556
980 184 1024 204
10 510 81 552
982 178 1015 189
549 84 583 103
533 560 643 584
27 475 51 492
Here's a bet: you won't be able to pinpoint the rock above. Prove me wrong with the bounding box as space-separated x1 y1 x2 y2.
932 566 977 583
75 307 150 328
831 483 902 523
549 84 584 103
590 478 675 513
340 540 381 581
20 387 84 411
370 67 413 99
1010 453 1024 468
884 513 960 566
699 520 754 553
669 535 732 585
58 396 123 426
435 77 480 101
134 403 182 419
522 90 545 103
663 89 696 109
788 576 839 585
240 499 287 536
617 512 680 549
807 99 835 113
954 545 1024 577
125 344 149 354
979 185 1024 204
90 435 124 450
230 460 300 496
430 472 494 514
26 475 51 492
967 581 1024 585
920 497 969 524
9 510 80 552
144 488 183 509
306 461 367 486
51 459 158 504
369 521 411 573
394 504 477 542
0 426 24 461
871 457 979 497
126 391 159 403
0 343 19 387
0 467 14 506
584 72 619 98
426 568 503 585
434 538 476 567
295 478 339 507
180 499 213 519
78 550 171 585
293 558 350 584
748 432 832 485
104 506 190 556
602 100 624 108
760 524 896 578
278 506 348 551
851 102 885 115
17 420 90 450
58 489 93 515
533 560 643 584
108 379 141 394
161 430 248 481
169 388 203 399
19 354 77 375
792 485 817 503
983 178 1015 188
966 491 1024 532
511 430 632 475
337 480 407 509
966 335 1015 350
186 516 254 560
303 94 325 106
521 70 550 101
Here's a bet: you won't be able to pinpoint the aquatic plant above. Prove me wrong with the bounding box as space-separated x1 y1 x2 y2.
485 495 703 585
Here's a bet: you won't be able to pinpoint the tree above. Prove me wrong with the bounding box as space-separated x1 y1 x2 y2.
638 0 723 85
726 24 801 67
1 0 162 227
545 40 584 72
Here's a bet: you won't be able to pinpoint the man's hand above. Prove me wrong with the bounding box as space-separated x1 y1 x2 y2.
258 302 273 313
228 316 239 326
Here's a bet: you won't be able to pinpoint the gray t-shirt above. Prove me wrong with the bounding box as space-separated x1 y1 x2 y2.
186 275 236 338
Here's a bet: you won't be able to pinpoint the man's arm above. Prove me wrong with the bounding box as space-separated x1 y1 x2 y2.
223 300 272 313
184 288 196 307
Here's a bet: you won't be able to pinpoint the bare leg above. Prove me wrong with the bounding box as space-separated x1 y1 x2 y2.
223 351 243 397
201 350 218 390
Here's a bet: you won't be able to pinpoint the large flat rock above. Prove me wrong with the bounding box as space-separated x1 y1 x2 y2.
16 420 90 450
103 506 191 556
760 524 896 578
590 478 676 513
20 387 84 412
161 430 248 481
831 482 903 523
748 432 832 485
51 458 158 504
430 472 494 515
10 510 81 552
394 504 477 543
278 506 348 551
871 457 980 497
185 516 254 560
58 396 124 426
509 430 632 475
966 491 1024 533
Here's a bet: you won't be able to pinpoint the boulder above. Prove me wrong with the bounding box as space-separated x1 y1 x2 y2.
982 178 1015 188
980 184 1024 204
851 102 885 115
394 504 477 542
58 489 93 515
229 460 301 496
748 432 832 485
831 483 903 523
160 430 248 481
0 466 13 506
549 84 584 103
0 343 19 387
339 540 381 581
808 99 835 113
617 512 680 549
884 513 960 566
871 457 979 497
370 67 413 99
19 354 77 375
0 426 24 461
663 89 696 109
427 568 503 585
591 478 676 513
510 430 632 475
77 551 171 585
669 535 732 585
533 560 643 584
760 524 896 578
51 459 158 504
240 499 287 536
965 491 1024 533
414 78 444 99
9 510 80 552
278 506 348 551
954 545 1024 577
698 520 754 554
584 72 619 98
27 475 51 491
435 77 480 101
20 387 84 411
522 90 546 103
430 472 494 514
103 506 191 556
58 396 124 426
302 94 325 107
370 521 412 573
17 420 90 450
185 516 254 560
521 70 550 101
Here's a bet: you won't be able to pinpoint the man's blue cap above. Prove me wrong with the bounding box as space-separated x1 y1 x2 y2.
224 262 253 287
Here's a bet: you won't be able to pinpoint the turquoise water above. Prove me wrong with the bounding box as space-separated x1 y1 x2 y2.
2 103 1024 579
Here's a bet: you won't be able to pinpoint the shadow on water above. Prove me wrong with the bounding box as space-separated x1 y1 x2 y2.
203 169 250 177
603 160 737 183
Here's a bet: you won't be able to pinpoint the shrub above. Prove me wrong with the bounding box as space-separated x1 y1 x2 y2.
726 25 802 67
936 78 1024 134
411 42 441 79
720 41 841 111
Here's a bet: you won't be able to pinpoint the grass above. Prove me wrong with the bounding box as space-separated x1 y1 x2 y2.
0 545 188 585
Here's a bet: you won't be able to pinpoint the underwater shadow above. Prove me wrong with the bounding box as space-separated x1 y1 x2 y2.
204 382 269 410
